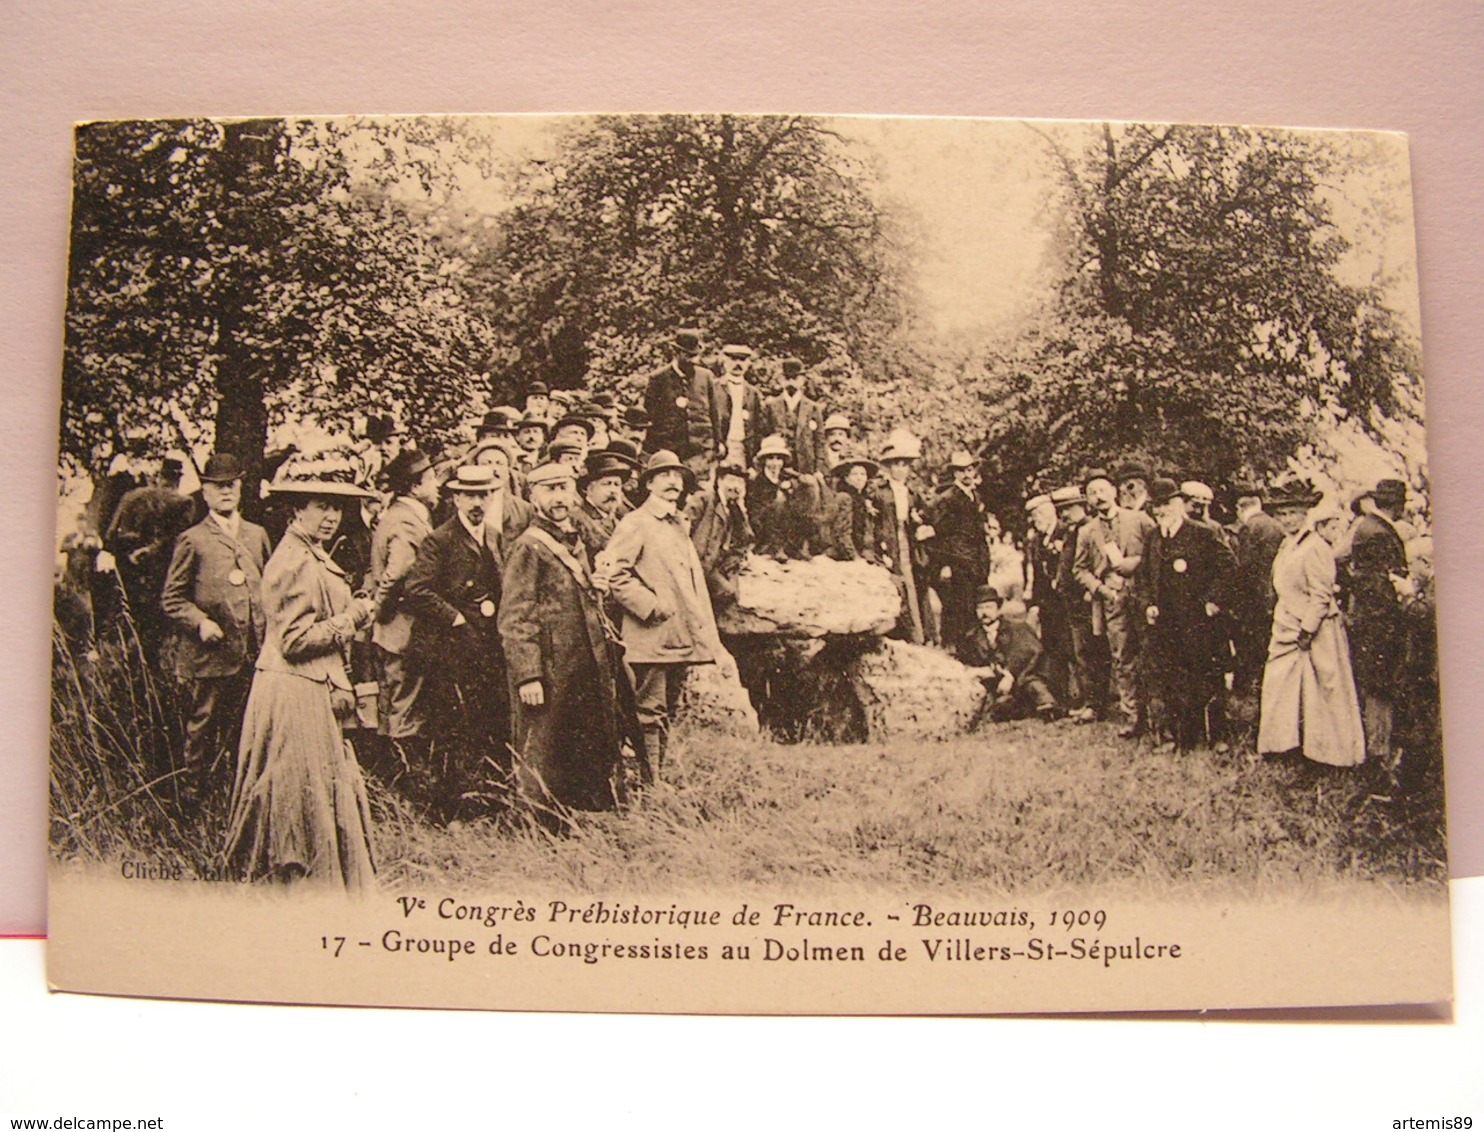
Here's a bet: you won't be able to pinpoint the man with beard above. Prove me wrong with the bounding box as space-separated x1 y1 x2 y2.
160 453 271 809
929 451 992 658
961 586 1061 723
1137 479 1237 751
642 328 720 480
606 450 719 780
513 413 549 478
710 342 765 469
403 466 509 822
1074 471 1156 738
499 463 627 825
573 447 637 560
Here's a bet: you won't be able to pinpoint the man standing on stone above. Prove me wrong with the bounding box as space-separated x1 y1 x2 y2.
642 328 720 481
499 463 627 824
929 451 992 658
403 466 509 821
367 449 439 779
763 357 826 476
871 433 933 645
1074 471 1156 738
710 342 765 469
1346 478 1411 763
160 453 271 809
605 450 718 780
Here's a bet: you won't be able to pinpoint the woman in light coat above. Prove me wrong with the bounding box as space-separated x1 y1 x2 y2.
224 473 379 887
1257 486 1365 767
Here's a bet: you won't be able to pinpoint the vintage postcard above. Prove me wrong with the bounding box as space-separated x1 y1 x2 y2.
47 114 1450 1013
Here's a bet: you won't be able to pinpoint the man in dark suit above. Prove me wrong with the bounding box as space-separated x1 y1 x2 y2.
403 466 510 821
1052 485 1106 721
499 463 628 825
1346 477 1410 762
688 461 754 606
642 328 720 480
1024 491 1074 706
160 453 271 806
929 451 992 658
367 449 439 776
960 586 1060 723
710 342 766 469
1137 479 1237 751
573 448 637 561
1230 483 1285 694
762 358 826 476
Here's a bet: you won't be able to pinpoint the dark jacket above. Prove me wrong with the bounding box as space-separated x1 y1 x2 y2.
687 489 754 600
761 393 826 475
1137 518 1237 673
160 514 271 680
1345 511 1408 690
643 360 719 465
709 379 766 466
403 516 504 675
929 485 991 580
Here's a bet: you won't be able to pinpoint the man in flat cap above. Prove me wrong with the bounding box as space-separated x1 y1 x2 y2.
762 358 827 476
365 448 441 784
710 342 765 469
403 466 510 822
500 462 628 825
605 450 719 780
929 451 992 658
160 453 271 809
642 328 720 481
1345 477 1411 762
1136 478 1237 752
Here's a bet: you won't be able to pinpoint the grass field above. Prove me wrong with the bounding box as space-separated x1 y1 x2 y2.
52 617 1450 898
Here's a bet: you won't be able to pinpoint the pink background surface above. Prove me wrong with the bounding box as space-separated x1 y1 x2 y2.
2 1 1481 935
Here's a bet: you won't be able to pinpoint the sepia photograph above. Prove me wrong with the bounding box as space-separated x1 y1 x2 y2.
46 113 1451 1013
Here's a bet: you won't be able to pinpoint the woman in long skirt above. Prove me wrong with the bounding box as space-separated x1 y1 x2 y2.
1257 486 1365 767
224 473 379 888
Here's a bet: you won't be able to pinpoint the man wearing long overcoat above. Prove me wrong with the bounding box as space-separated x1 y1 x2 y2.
871 436 934 645
1231 485 1285 694
929 451 992 658
403 466 509 820
761 358 827 476
160 453 270 805
499 463 626 823
1137 479 1238 751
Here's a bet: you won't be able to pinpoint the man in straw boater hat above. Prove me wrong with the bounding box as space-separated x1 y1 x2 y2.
870 429 934 645
929 449 992 659
364 448 440 784
1345 476 1412 764
1136 478 1237 753
642 327 720 481
605 450 719 781
160 452 272 812
499 461 630 827
402 466 510 822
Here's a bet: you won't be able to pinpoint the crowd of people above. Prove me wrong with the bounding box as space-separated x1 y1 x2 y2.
54 327 1431 888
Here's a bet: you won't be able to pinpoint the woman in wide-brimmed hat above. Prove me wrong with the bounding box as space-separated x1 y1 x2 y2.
1256 481 1365 768
224 467 381 888
830 452 881 562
